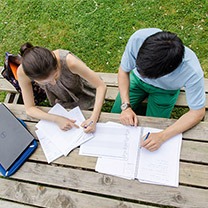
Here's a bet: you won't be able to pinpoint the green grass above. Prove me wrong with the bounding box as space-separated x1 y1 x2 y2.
0 0 207 118
0 91 6 101
0 0 207 72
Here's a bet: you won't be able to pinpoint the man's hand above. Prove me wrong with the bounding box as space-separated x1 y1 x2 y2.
140 132 164 151
120 108 138 126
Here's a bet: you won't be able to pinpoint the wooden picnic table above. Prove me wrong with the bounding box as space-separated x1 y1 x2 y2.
0 103 207 208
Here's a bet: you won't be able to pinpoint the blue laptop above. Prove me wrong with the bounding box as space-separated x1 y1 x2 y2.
0 103 37 176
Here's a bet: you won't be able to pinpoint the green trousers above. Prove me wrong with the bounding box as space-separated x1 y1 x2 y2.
111 72 180 118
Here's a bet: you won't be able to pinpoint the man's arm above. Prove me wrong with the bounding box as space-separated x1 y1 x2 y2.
141 107 205 151
118 67 138 126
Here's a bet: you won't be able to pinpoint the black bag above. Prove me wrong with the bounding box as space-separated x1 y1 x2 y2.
1 52 47 105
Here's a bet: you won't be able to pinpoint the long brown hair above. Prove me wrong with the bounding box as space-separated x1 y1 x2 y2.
20 42 58 80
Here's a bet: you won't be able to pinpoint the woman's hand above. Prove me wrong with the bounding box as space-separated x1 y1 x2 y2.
81 118 96 133
55 115 79 131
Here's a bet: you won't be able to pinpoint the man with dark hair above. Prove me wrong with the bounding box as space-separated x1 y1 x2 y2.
111 28 205 151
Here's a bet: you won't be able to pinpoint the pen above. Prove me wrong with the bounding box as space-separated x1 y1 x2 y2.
84 121 94 128
144 132 150 141
140 132 150 149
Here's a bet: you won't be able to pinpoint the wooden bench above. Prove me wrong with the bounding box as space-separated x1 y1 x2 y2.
0 67 21 104
1 67 208 119
0 103 207 208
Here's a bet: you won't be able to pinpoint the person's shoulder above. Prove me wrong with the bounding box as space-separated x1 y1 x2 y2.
53 49 70 54
182 46 203 74
65 52 79 69
53 49 59 54
125 28 162 49
184 46 198 57
17 64 29 81
183 46 200 62
17 64 24 75
130 28 162 39
53 49 60 60
53 49 70 61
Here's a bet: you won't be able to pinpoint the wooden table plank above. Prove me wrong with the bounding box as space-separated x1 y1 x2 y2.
0 78 17 92
1 103 207 208
0 200 34 208
181 140 208 164
5 104 208 142
9 162 208 208
0 178 155 208
23 121 208 165
180 163 208 187
29 144 208 188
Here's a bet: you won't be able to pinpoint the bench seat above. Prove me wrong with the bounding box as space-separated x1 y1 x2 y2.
1 68 208 120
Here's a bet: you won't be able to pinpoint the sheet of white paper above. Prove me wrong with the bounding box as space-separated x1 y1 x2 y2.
69 131 94 150
79 123 129 158
137 127 182 187
95 124 182 187
36 104 92 156
35 129 63 163
95 126 141 179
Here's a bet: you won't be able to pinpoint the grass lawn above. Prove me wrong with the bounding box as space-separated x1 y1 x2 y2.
0 0 207 116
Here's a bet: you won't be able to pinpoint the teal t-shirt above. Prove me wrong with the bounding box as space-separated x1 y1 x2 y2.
120 28 205 110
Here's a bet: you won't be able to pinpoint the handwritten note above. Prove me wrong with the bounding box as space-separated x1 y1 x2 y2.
95 123 182 187
137 128 182 186
80 123 130 158
95 126 140 179
35 129 63 163
36 104 93 156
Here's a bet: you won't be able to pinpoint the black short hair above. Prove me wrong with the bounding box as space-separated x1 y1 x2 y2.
136 31 185 79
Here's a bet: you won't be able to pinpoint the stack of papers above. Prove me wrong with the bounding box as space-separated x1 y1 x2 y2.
35 104 93 163
35 104 182 187
80 122 182 187
79 123 130 158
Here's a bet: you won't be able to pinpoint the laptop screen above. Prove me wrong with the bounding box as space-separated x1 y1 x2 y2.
0 104 34 170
